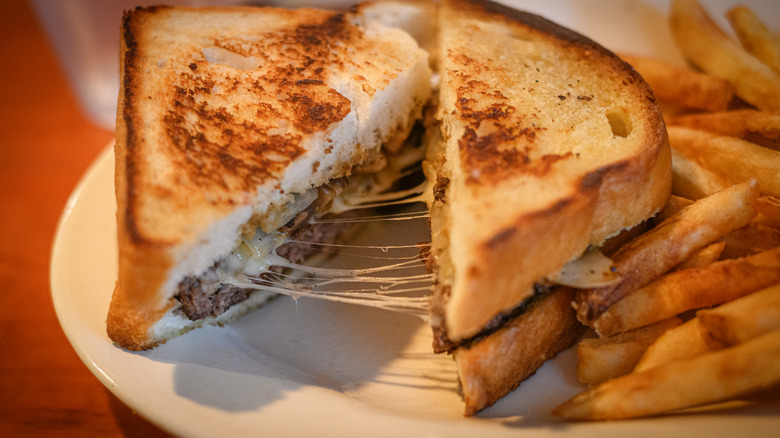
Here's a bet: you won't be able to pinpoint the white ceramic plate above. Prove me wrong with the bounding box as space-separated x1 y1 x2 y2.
51 1 780 436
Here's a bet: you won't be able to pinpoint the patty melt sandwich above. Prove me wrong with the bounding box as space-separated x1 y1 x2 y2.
106 0 672 417
107 5 432 350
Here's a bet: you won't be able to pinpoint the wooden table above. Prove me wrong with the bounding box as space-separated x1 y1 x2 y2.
0 1 170 435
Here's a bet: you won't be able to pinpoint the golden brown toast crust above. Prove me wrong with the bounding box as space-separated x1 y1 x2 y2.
454 287 584 415
450 183 598 342
106 283 167 351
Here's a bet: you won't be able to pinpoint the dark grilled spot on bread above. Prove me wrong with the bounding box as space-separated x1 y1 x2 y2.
150 12 367 198
162 71 309 194
449 52 578 185
455 94 564 184
459 126 529 184
283 90 351 134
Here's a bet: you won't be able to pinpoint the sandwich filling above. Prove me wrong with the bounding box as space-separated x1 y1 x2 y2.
174 180 349 320
172 127 428 323
424 131 621 353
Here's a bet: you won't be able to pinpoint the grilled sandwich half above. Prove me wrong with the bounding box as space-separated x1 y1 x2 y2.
107 5 432 351
424 0 671 414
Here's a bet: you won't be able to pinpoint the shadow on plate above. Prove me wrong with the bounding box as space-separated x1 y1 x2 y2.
135 295 428 413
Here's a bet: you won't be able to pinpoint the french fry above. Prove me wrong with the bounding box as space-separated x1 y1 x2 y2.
601 197 705 261
721 222 780 259
670 109 780 140
674 241 724 270
633 317 716 372
620 53 733 111
656 100 690 121
669 126 780 198
577 317 682 384
574 181 758 324
636 283 780 373
698 283 780 347
670 147 732 199
669 0 780 112
593 247 780 337
653 195 694 223
558 1 780 422
727 6 780 76
752 196 780 229
554 329 780 421
599 220 654 258
742 133 780 152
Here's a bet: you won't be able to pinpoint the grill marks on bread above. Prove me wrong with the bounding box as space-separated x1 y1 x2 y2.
447 47 583 186
454 73 535 184
161 71 347 193
119 5 421 245
444 3 656 188
156 13 356 195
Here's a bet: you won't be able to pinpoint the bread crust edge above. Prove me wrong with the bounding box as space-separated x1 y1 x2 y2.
454 287 584 416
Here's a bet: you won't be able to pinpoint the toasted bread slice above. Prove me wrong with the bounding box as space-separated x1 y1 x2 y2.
429 0 670 345
454 287 584 415
108 5 431 350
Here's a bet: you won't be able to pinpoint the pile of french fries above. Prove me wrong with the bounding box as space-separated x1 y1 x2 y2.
553 0 780 421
